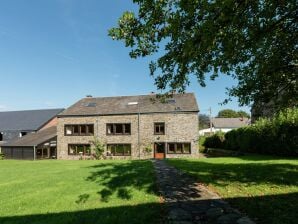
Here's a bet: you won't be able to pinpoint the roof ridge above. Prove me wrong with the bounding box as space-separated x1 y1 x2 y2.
83 92 194 100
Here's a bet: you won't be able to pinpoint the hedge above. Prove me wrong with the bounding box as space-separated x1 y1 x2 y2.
203 131 225 149
204 107 298 156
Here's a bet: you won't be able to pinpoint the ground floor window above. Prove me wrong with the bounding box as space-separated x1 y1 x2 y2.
68 144 91 156
107 144 131 156
167 143 191 154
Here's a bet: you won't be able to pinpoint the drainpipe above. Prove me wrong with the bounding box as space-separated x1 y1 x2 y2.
96 117 99 138
33 146 36 161
138 104 141 159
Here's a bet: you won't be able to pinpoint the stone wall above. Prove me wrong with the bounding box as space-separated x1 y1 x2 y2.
57 112 198 160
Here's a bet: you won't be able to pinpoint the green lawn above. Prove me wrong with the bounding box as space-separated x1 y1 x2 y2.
167 155 298 224
0 160 162 224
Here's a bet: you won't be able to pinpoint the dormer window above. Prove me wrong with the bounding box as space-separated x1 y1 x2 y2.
20 132 27 138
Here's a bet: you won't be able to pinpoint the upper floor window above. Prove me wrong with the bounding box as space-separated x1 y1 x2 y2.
106 123 131 135
68 144 91 156
167 143 191 154
0 132 3 141
65 124 94 136
154 122 165 135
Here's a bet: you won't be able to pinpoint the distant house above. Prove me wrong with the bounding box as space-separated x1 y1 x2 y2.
1 126 57 160
0 109 64 159
199 117 250 136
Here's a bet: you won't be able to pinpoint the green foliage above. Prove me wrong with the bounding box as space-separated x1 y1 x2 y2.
143 143 153 154
237 110 251 118
219 108 298 156
203 132 225 149
198 136 207 153
91 138 106 160
0 153 4 160
199 114 210 130
217 109 239 118
109 0 297 111
217 109 250 118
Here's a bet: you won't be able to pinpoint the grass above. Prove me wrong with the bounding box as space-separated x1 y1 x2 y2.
167 155 298 224
0 160 162 224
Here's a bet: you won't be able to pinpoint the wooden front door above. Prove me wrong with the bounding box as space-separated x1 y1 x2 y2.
154 143 165 159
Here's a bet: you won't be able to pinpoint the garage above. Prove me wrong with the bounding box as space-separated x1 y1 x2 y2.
1 126 57 160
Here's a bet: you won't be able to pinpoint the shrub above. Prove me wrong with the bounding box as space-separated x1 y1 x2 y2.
224 107 298 156
203 132 225 149
198 136 207 153
90 138 106 160
0 153 4 160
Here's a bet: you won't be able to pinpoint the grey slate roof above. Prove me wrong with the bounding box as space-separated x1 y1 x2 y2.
59 93 199 116
0 109 64 131
1 126 57 147
212 118 250 128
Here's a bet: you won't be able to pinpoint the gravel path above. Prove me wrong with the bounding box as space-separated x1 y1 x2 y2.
153 160 255 224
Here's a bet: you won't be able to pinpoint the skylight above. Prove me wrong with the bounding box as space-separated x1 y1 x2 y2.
166 99 176 104
128 102 138 105
85 102 97 107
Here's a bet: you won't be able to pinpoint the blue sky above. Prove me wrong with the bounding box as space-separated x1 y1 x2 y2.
0 0 250 116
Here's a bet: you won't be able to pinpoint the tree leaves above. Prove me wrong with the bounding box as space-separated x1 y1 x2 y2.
109 0 298 113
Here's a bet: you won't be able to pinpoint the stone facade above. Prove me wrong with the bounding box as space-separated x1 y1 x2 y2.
57 112 198 160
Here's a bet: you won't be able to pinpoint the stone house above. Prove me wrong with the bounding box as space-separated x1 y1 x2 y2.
57 93 199 159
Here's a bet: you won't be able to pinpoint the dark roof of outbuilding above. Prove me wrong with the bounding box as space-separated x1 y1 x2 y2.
0 109 64 131
1 126 57 147
59 93 199 116
212 118 251 128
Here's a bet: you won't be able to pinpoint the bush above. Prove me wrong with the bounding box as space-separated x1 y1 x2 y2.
198 136 207 153
90 138 106 160
203 132 225 149
0 153 4 160
224 107 298 156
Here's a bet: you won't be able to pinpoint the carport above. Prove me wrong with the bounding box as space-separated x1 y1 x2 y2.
1 126 57 160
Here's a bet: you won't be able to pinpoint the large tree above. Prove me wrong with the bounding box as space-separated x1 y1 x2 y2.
109 0 297 112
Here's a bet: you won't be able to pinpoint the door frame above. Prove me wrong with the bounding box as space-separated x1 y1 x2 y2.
154 142 166 159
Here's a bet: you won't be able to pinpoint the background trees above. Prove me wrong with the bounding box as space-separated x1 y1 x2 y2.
199 114 210 130
217 109 250 118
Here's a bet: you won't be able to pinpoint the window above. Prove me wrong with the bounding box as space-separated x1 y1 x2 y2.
68 144 91 156
20 132 27 137
107 144 131 156
65 124 94 136
154 123 165 135
167 143 191 154
106 123 131 135
0 132 3 141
